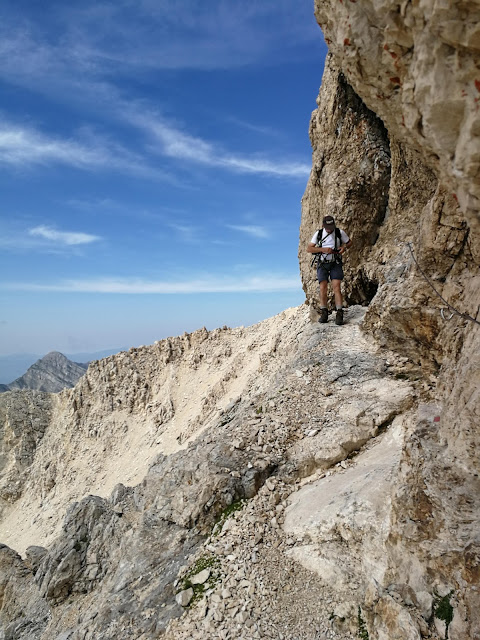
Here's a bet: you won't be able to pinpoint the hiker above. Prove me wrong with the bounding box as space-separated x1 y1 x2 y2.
307 215 352 325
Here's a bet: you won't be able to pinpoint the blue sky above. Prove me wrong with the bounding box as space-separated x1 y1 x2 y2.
0 0 327 356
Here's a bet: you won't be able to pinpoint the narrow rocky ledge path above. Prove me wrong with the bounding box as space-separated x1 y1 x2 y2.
162 306 417 640
0 305 424 640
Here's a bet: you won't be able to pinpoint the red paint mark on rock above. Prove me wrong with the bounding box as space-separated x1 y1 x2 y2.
344 38 351 46
384 44 398 58
452 193 458 202
434 416 441 423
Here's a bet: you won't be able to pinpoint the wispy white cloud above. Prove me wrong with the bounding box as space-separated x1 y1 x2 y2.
226 116 279 138
227 225 270 239
0 122 105 167
1 273 301 294
0 222 101 253
0 1 320 184
0 1 320 89
66 197 121 210
128 111 310 178
29 225 100 246
0 118 174 180
219 156 310 178
0 113 308 180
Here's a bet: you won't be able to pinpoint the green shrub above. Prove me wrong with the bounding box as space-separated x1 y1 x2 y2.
357 607 369 640
212 499 246 536
177 555 221 606
434 591 454 639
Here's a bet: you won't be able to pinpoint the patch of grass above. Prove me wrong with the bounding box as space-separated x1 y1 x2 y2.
357 607 369 640
212 498 246 536
255 405 263 414
189 555 219 576
177 555 221 607
434 591 454 639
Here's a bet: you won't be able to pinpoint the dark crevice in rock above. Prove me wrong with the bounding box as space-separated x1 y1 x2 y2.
335 73 390 143
334 75 392 307
348 269 379 306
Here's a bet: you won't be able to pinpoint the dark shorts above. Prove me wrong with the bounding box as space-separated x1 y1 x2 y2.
317 261 344 282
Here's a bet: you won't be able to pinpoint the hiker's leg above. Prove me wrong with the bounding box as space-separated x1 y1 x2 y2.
332 279 343 308
319 280 328 307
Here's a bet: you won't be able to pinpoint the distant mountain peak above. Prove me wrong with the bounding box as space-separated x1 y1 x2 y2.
36 351 75 366
0 352 88 394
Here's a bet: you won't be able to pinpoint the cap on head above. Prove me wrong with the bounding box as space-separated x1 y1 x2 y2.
323 215 336 231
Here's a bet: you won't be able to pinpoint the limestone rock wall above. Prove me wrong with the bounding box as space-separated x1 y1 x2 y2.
299 55 391 310
299 2 480 639
314 0 480 227
300 53 478 373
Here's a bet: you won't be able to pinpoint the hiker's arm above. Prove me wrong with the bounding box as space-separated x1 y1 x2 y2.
307 242 333 254
339 239 352 254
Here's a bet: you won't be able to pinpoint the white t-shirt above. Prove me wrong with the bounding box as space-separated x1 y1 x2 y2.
310 228 350 262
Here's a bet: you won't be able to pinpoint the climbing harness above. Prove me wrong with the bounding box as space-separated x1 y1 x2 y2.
407 242 480 327
311 228 343 268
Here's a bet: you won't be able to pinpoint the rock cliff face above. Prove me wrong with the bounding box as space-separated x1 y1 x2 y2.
314 0 480 228
0 3 479 640
299 2 480 638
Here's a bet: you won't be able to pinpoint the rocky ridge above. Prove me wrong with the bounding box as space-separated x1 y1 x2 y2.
0 306 424 639
0 310 305 554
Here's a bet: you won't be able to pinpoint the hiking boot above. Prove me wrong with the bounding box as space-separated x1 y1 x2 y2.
335 308 344 326
319 308 328 323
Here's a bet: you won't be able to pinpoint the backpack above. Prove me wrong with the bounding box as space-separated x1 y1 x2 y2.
311 228 343 267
